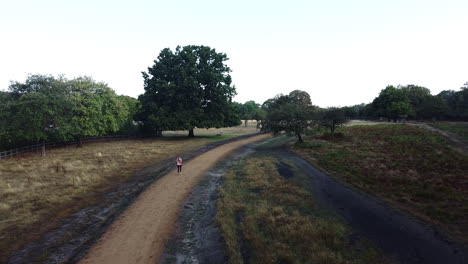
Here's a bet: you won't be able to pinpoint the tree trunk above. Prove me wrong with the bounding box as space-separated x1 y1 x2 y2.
41 140 46 157
296 132 303 143
77 137 83 148
244 120 248 127
188 128 194 137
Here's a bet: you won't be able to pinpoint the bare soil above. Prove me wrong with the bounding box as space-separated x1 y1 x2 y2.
78 134 270 264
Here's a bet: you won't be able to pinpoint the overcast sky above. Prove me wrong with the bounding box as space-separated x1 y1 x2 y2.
1 0 467 107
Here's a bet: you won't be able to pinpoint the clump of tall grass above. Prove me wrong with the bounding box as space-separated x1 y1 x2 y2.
216 157 388 264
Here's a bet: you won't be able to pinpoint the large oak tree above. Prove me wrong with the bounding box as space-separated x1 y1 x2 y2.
139 45 239 137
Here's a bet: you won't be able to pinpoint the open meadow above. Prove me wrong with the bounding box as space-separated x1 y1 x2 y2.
0 125 257 262
293 124 468 242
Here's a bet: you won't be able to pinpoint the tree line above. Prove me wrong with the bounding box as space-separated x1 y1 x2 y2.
1 45 466 152
0 46 261 152
0 75 138 154
341 84 468 121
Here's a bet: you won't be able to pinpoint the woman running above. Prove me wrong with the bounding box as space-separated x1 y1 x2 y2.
176 156 183 173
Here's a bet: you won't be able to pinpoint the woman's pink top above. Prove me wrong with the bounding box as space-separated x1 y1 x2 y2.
176 157 182 166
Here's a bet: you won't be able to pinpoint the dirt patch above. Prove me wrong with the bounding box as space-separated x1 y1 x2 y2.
276 161 294 179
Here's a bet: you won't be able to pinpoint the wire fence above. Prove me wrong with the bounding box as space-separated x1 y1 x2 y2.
0 135 132 160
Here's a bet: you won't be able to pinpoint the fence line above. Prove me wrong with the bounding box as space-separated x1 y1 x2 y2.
0 135 132 160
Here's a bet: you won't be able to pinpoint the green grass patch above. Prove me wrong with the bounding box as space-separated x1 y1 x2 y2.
293 125 468 240
216 157 389 264
428 122 468 140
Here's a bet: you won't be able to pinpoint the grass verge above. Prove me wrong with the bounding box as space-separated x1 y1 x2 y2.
0 125 256 262
428 122 468 141
293 125 468 242
216 157 389 264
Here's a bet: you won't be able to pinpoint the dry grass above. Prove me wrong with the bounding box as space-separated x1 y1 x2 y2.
163 122 258 137
345 120 399 126
216 157 389 264
294 125 468 242
0 126 256 262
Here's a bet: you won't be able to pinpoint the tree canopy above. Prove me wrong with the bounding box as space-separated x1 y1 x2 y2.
320 107 348 137
0 74 136 153
340 82 468 121
139 45 239 137
261 90 315 143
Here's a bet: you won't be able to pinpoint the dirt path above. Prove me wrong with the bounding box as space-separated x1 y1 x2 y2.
408 122 468 154
277 151 468 264
78 134 270 264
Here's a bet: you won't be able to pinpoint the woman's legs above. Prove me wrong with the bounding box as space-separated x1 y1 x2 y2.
177 165 182 173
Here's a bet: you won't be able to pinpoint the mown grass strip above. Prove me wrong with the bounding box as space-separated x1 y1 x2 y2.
216 157 388 264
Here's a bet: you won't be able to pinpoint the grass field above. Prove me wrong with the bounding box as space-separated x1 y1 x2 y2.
293 125 468 241
428 122 468 140
345 120 399 126
0 125 257 262
216 157 389 264
164 124 258 138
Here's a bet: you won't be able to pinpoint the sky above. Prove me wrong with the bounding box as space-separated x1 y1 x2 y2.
0 0 467 107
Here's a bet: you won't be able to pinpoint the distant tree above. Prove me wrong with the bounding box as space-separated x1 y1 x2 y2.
437 83 468 120
8 75 72 156
341 103 366 119
1 75 134 153
388 101 413 121
118 95 141 135
0 91 15 150
240 100 260 126
68 77 129 146
262 90 315 143
320 107 348 138
252 108 266 129
371 85 414 121
416 96 448 120
400 85 442 119
139 45 238 137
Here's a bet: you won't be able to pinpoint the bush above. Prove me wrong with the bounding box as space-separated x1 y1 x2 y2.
321 132 345 140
